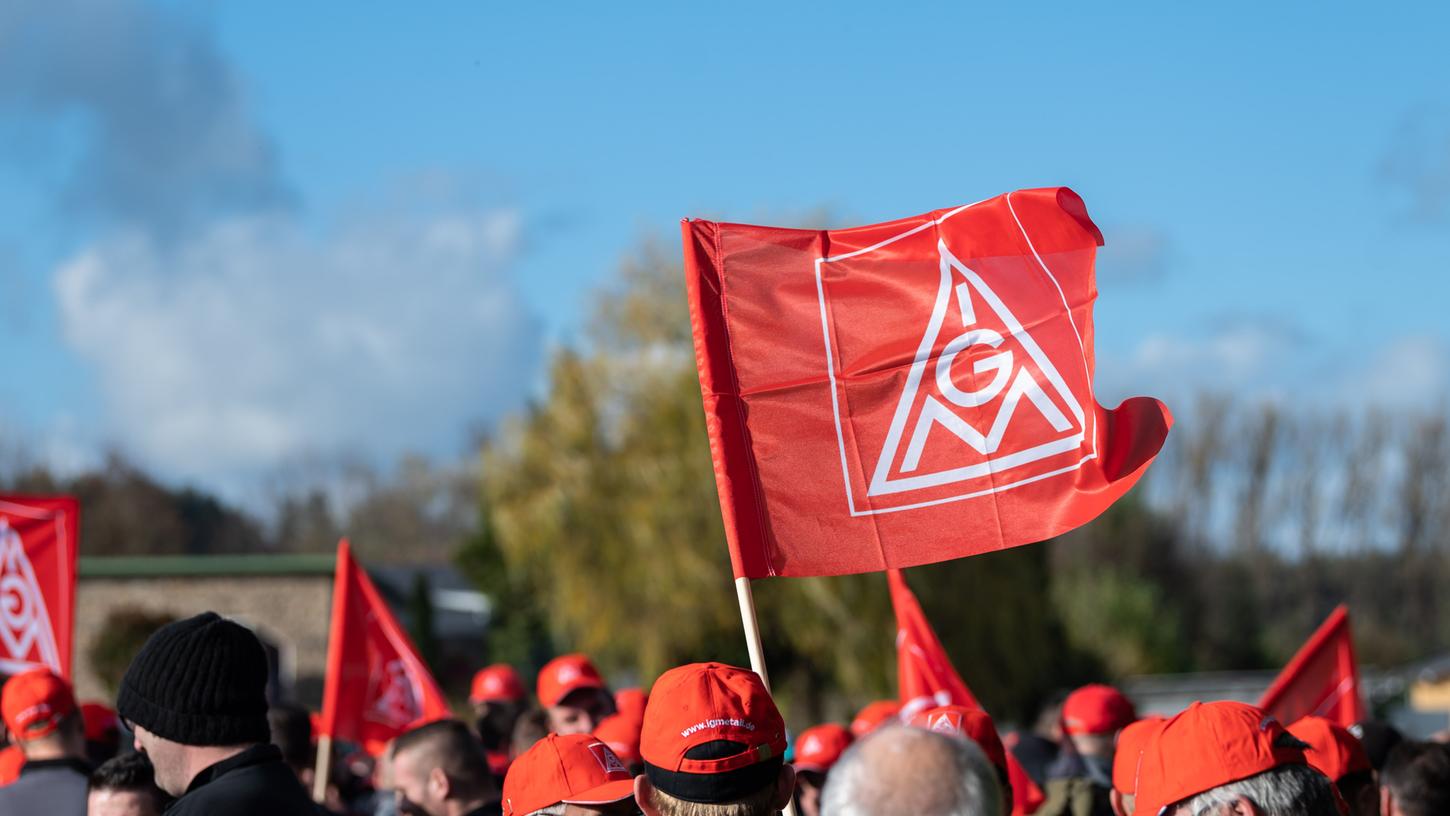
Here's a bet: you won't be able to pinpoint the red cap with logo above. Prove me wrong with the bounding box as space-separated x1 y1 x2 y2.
1111 716 1166 794
2 667 77 741
850 700 902 737
1062 684 1137 736
1288 716 1371 782
537 654 608 709
908 705 1009 779
793 724 853 773
502 733 635 816
640 663 787 803
1135 701 1309 816
471 664 527 704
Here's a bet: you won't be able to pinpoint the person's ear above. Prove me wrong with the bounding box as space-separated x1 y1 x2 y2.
428 766 450 800
1380 785 1395 816
772 764 797 809
634 775 662 816
1227 795 1262 816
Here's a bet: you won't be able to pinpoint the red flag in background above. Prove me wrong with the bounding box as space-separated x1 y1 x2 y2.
684 188 1172 579
0 496 77 679
1258 605 1367 728
890 569 1044 815
890 569 981 718
319 539 451 755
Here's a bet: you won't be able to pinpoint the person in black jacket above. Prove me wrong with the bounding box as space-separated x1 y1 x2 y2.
116 611 319 815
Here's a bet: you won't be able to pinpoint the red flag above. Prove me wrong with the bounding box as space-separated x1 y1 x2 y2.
890 569 1044 815
0 495 77 679
319 539 452 755
683 188 1171 579
1258 605 1366 728
890 569 981 718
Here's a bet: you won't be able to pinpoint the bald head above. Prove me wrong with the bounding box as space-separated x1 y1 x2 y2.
820 726 1003 816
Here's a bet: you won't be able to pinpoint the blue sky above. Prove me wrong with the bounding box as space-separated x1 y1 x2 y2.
1 1 1447 499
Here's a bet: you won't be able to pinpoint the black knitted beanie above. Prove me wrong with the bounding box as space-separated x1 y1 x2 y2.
116 611 271 746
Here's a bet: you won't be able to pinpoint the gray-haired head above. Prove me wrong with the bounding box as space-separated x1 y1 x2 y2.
820 725 1003 816
1168 763 1339 816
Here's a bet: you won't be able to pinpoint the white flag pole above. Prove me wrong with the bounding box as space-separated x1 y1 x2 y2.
734 577 798 816
312 734 332 803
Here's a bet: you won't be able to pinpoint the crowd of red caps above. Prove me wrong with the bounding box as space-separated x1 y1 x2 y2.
1 652 1448 816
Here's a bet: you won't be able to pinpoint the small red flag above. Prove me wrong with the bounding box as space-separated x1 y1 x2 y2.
890 569 1044 815
319 539 452 755
0 495 77 679
1258 605 1367 728
683 188 1171 579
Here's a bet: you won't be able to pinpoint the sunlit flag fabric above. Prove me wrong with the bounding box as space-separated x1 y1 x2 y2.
0 495 77 678
890 569 1044 815
683 188 1172 579
1258 605 1367 728
319 539 451 756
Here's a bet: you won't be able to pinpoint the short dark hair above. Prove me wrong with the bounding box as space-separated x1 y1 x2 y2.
392 719 497 801
1381 741 1450 816
89 751 171 809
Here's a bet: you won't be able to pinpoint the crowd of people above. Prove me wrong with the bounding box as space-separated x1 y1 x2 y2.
0 610 1447 815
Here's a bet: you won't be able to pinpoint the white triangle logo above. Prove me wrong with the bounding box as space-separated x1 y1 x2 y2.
370 657 421 728
0 519 62 675
867 239 1086 498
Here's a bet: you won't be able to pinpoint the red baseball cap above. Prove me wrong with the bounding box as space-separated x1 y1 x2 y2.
640 663 787 804
502 733 635 816
1288 716 1371 782
908 706 1009 779
471 664 527 704
1062 684 1137 736
80 702 119 742
614 687 648 720
595 711 644 766
793 724 853 773
1111 716 1166 794
850 700 902 737
2 667 77 741
537 654 608 709
1135 702 1308 816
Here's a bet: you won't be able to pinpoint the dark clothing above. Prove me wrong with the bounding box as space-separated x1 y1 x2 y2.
0 756 90 816
165 743 316 815
463 801 503 816
1038 751 1113 816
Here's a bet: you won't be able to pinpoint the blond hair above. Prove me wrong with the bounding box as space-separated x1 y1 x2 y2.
647 780 780 816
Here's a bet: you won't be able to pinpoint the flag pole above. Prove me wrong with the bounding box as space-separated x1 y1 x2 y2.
734 577 797 816
312 734 332 803
734 577 771 688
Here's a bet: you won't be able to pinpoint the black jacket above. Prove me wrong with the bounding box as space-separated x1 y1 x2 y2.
166 743 318 815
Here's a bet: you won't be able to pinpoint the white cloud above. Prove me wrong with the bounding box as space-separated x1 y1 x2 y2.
1342 335 1450 409
53 208 540 486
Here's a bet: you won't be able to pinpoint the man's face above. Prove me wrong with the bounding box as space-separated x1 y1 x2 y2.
392 748 444 816
548 688 616 736
795 769 827 816
131 724 187 797
87 789 160 816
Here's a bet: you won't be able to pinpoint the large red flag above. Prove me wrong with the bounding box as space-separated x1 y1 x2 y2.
319 539 451 755
0 495 77 679
684 188 1171 579
1258 605 1366 728
890 569 1044 815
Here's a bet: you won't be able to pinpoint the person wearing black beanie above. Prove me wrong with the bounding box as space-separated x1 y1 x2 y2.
117 611 320 816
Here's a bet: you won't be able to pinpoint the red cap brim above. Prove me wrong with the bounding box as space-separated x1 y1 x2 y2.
562 778 636 806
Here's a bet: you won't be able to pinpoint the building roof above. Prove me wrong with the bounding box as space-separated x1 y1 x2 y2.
80 553 337 578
